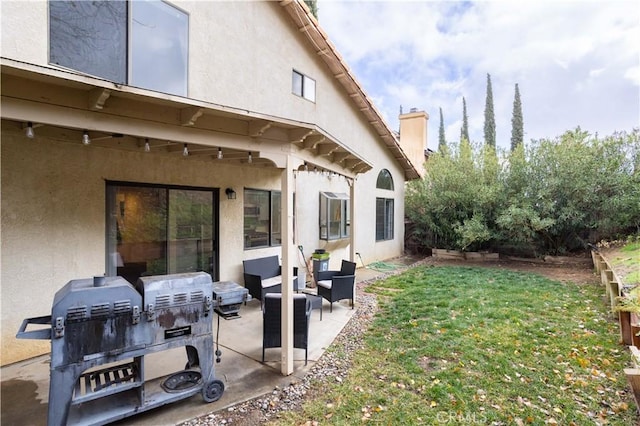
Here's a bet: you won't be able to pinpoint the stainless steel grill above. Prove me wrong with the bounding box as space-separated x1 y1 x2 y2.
17 272 224 426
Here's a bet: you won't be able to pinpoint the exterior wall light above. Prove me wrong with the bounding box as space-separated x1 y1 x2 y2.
225 188 236 200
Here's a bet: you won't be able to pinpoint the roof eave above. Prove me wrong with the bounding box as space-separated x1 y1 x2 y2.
280 0 420 181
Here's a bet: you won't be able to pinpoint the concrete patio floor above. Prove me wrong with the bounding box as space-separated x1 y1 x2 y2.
0 262 406 426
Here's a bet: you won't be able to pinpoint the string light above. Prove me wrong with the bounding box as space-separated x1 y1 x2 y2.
217 147 223 159
144 139 150 152
182 144 189 156
82 130 91 145
25 122 34 139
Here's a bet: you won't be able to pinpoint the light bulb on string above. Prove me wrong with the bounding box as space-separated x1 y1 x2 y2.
25 122 35 139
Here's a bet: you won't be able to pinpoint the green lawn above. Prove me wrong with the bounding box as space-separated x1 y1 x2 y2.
272 266 637 425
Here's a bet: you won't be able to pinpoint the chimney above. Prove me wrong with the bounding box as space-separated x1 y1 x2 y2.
399 108 429 177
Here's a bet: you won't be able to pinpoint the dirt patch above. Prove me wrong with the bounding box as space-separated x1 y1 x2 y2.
414 255 599 285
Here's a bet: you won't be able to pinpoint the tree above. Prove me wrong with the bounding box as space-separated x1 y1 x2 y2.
510 83 523 151
438 107 446 152
484 74 496 148
460 97 470 143
406 138 503 251
304 0 318 19
406 128 640 255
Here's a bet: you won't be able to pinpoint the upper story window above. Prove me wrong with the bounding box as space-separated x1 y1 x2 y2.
292 70 316 102
49 0 188 97
319 192 349 240
244 189 282 249
376 169 394 190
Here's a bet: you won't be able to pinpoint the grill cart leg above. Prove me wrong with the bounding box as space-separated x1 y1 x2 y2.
190 336 224 403
185 345 200 369
48 364 82 426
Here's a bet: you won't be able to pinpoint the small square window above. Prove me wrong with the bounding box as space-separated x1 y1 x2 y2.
292 71 304 97
292 69 315 102
303 77 316 102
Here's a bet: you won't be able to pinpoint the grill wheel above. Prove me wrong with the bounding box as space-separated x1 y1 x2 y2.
202 379 225 403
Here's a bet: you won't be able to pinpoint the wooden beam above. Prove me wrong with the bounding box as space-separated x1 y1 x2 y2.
280 155 295 375
344 158 362 169
180 107 203 126
302 135 325 150
88 88 111 111
288 128 314 143
249 119 272 137
317 143 338 156
625 368 640 410
331 151 352 163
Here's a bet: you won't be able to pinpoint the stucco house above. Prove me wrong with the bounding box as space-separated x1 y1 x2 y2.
1 0 427 373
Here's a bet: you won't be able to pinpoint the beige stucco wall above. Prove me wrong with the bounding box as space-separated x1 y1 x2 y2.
1 124 406 365
0 1 411 365
0 128 280 364
1 1 382 167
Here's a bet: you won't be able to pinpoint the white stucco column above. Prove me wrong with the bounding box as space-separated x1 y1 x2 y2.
280 155 295 375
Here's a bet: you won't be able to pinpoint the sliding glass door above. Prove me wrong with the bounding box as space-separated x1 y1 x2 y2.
106 182 218 283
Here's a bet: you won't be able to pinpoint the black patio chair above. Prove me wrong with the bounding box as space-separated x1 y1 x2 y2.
316 260 356 312
262 293 312 365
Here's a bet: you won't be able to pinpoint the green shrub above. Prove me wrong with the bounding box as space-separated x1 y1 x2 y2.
406 128 640 255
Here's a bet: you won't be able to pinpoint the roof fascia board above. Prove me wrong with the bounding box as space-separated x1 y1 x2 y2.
280 1 420 180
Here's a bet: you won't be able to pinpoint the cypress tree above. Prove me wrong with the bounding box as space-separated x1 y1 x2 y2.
461 97 470 142
439 107 446 152
484 74 496 148
510 83 524 151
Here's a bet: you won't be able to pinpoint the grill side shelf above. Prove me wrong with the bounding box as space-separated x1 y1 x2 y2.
16 315 52 340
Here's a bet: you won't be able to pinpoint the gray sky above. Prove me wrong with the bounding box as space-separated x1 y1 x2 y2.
318 0 640 150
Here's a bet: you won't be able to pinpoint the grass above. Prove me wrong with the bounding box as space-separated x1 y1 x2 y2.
614 239 640 285
271 266 637 425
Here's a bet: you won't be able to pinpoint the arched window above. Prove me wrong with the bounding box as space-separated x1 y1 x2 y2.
376 169 394 190
375 170 394 241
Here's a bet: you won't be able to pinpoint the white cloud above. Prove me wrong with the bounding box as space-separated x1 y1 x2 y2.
318 0 640 149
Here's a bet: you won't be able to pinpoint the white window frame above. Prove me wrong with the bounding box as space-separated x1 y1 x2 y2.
319 192 350 240
48 0 189 96
292 69 316 102
376 198 394 241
